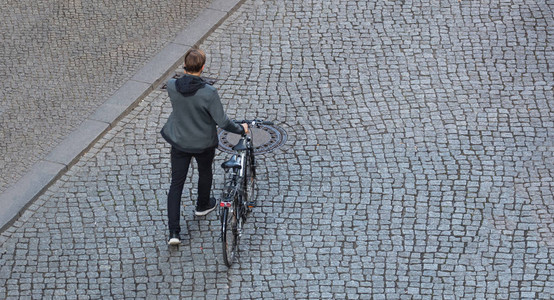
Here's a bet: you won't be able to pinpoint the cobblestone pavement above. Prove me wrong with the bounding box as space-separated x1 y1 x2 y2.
1 0 553 299
0 0 212 194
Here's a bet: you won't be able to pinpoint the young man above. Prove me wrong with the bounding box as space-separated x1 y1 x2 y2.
161 48 248 245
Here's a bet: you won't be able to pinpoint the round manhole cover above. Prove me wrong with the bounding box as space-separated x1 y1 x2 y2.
218 124 287 155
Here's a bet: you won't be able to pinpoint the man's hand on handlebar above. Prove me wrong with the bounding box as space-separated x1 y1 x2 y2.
233 119 273 134
241 123 249 134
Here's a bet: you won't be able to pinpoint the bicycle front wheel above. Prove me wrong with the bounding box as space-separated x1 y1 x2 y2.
221 202 239 267
244 152 257 211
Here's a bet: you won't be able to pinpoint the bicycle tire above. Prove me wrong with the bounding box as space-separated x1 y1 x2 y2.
244 151 257 211
221 199 239 267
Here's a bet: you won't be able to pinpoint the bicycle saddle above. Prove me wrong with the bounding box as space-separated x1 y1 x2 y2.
221 156 241 170
232 138 247 151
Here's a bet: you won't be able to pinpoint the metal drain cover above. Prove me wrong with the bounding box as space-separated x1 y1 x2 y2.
218 124 287 155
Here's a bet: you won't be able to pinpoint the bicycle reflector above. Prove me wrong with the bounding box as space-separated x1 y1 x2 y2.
220 202 232 207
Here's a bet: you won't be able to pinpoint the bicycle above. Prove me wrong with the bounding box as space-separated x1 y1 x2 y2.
219 119 273 267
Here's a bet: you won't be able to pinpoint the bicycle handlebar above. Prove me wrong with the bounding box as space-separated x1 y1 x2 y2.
233 119 274 126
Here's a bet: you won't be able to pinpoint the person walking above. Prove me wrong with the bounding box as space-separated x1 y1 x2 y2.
161 48 248 245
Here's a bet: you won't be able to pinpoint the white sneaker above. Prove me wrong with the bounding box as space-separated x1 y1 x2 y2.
168 232 181 245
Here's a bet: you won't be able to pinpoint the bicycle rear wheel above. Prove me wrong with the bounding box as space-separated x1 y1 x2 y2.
221 198 239 267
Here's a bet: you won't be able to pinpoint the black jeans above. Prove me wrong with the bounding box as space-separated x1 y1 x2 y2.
167 146 216 233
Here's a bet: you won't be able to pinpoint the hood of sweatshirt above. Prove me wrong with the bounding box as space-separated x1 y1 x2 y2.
175 75 206 97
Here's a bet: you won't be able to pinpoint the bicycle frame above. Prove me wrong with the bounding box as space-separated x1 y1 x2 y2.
220 130 254 202
219 119 271 267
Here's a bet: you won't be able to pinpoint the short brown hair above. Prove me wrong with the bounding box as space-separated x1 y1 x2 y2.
184 49 206 73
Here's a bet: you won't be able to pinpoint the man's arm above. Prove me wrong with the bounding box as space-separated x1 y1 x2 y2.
208 90 245 134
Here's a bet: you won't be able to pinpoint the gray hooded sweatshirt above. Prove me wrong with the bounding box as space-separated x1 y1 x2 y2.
161 75 244 153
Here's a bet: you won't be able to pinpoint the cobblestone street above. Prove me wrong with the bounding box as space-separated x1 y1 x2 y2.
1 0 553 299
0 0 212 194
